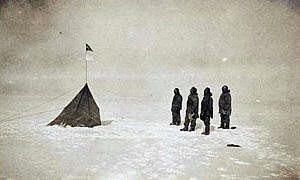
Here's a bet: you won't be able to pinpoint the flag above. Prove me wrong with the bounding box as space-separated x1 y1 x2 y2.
86 43 93 52
85 43 94 61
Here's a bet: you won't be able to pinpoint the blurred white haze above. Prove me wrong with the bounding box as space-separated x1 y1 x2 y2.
0 0 300 179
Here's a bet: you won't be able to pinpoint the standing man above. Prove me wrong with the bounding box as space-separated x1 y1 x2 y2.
170 88 183 126
200 87 213 135
218 85 231 129
180 87 199 132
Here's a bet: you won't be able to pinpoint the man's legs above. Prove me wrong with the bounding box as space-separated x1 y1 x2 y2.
180 114 190 131
189 117 196 131
170 112 177 125
218 114 225 128
171 110 181 125
201 116 210 135
175 111 181 125
224 115 230 129
204 116 210 134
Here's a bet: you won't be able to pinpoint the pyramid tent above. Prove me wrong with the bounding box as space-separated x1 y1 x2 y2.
48 83 101 127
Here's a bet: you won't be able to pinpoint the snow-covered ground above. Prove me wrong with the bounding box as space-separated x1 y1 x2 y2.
1 0 300 179
0 89 299 179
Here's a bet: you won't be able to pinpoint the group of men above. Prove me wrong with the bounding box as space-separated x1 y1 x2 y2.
170 85 232 135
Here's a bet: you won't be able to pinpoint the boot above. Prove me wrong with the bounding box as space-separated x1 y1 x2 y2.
201 132 209 135
224 122 230 129
170 122 176 125
189 127 195 132
218 120 225 129
180 126 188 131
205 126 210 135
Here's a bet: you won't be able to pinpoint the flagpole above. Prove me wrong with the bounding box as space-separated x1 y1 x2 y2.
85 43 93 84
86 53 88 84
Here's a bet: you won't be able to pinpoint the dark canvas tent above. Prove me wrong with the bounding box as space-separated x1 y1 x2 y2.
48 83 101 127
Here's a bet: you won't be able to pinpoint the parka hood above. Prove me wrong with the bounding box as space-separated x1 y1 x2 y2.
204 87 212 97
222 85 230 93
174 88 180 95
190 87 198 95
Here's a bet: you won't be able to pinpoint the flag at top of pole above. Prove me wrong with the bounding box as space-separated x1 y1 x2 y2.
86 43 94 62
85 43 94 83
86 43 93 52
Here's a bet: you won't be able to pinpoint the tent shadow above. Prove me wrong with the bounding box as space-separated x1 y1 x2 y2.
101 120 114 126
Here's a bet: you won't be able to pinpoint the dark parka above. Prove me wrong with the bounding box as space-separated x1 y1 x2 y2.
201 89 213 119
186 87 199 119
218 88 231 116
171 89 183 113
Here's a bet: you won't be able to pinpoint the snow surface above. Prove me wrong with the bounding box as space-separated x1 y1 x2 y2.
0 94 299 180
1 0 300 178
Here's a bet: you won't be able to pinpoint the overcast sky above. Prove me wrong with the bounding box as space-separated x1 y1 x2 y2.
0 0 299 102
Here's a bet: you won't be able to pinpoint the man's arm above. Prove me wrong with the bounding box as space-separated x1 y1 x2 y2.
223 95 231 110
179 95 183 110
210 97 213 118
